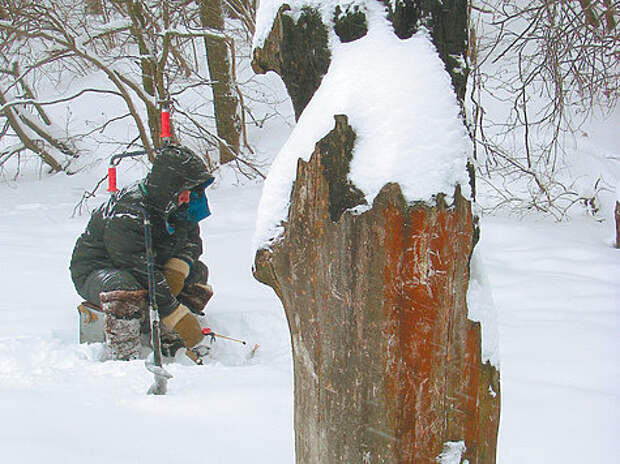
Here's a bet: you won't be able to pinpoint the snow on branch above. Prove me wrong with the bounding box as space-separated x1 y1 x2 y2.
0 88 123 113
0 0 274 178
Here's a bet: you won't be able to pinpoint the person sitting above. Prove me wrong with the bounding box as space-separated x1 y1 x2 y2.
70 145 214 360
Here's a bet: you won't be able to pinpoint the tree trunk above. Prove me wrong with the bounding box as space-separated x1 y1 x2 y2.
253 2 499 463
578 0 600 28
252 5 331 121
383 0 469 103
255 115 499 463
85 0 103 15
199 0 241 164
125 0 161 151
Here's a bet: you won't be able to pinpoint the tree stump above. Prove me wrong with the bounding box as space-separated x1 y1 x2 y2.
255 117 499 463
253 2 500 462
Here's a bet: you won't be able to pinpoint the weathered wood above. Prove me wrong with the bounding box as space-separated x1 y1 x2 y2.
255 116 500 463
253 2 468 116
253 2 499 461
333 4 368 43
383 0 469 103
252 5 331 120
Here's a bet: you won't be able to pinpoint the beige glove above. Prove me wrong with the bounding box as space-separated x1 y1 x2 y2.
162 304 203 348
164 258 190 296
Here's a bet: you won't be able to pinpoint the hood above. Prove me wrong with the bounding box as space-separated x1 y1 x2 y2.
144 145 214 224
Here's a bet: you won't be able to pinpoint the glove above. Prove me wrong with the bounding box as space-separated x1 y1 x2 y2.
164 258 190 296
178 282 214 315
161 304 203 348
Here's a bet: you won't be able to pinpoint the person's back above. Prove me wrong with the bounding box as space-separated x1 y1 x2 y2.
71 184 145 298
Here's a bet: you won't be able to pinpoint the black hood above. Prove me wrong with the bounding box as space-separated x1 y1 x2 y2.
144 145 214 220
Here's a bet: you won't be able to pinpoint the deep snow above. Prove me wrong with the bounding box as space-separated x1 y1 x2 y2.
0 2 618 461
0 168 295 463
0 163 618 463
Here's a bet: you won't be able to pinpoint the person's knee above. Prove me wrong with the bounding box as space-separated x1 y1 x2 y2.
80 269 141 306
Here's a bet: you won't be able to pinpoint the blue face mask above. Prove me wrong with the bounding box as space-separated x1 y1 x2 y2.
166 187 211 234
176 189 211 223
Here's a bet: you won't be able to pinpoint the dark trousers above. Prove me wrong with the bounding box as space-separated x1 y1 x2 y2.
77 260 208 307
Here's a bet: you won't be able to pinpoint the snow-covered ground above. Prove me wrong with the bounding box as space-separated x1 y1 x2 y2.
0 161 617 462
0 168 295 463
479 217 619 462
0 3 617 458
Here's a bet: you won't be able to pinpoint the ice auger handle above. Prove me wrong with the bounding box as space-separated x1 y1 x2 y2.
202 328 247 345
106 149 149 193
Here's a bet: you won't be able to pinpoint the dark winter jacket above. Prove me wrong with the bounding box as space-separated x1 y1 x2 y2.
70 145 214 317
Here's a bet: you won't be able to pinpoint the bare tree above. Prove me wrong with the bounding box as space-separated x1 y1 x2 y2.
469 0 618 219
0 0 266 179
199 0 242 164
86 0 104 16
0 1 82 173
223 0 256 41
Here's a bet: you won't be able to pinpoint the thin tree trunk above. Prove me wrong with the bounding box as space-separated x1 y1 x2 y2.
19 113 77 159
578 0 600 28
602 0 617 31
9 63 77 158
86 0 104 15
125 0 160 151
199 0 241 164
12 63 51 126
0 90 63 172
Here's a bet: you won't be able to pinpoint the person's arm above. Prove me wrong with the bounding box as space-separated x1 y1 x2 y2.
103 212 204 349
171 222 203 266
103 211 179 317
164 223 203 295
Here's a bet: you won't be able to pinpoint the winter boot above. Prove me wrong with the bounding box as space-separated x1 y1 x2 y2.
178 283 213 316
99 289 148 361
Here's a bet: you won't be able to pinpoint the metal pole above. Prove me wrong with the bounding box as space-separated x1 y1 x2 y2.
144 214 172 395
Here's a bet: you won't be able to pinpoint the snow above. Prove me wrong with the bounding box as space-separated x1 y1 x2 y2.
467 243 500 367
478 216 620 463
436 440 467 464
1 159 618 463
253 0 358 50
0 2 617 462
0 168 294 463
253 1 470 251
